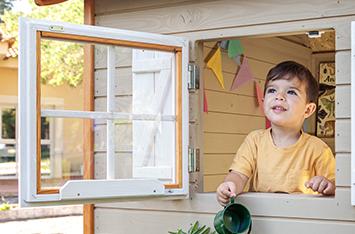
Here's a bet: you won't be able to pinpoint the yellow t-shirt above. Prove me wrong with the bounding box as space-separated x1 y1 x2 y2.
229 128 335 194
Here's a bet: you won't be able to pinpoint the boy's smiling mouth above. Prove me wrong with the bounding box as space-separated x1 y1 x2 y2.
271 105 287 112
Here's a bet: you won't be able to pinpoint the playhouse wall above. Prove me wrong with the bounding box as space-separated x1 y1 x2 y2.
93 1 354 233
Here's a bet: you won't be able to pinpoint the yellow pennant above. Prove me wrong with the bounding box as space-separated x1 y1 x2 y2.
207 47 225 89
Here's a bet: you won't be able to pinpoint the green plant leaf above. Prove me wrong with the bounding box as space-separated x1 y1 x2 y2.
189 221 199 233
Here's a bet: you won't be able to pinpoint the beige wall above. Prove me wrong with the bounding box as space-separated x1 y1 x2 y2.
0 58 84 181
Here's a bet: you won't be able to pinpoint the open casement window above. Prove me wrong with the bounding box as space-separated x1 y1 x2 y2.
18 18 189 207
352 21 355 206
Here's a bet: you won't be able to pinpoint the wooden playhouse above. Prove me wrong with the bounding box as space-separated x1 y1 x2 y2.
19 0 355 233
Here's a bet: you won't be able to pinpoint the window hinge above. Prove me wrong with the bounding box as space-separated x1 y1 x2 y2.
188 63 200 91
188 147 200 173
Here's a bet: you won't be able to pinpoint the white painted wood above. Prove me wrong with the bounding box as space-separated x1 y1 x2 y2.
336 85 351 119
95 207 355 234
18 17 41 207
351 20 355 205
94 124 132 152
336 50 351 85
41 109 175 121
95 153 132 180
60 179 164 200
335 119 351 153
132 50 175 181
96 0 355 34
336 153 351 187
95 68 132 97
176 16 353 51
95 0 203 15
106 46 116 179
96 188 355 221
95 45 132 69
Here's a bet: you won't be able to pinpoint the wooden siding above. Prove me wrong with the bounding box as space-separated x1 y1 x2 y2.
93 0 355 233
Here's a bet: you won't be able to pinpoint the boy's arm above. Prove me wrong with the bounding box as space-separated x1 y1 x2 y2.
216 170 249 206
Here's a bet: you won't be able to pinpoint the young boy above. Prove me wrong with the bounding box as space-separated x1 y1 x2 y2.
216 61 335 206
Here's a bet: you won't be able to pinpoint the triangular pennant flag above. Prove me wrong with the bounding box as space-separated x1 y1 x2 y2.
228 40 244 58
230 57 253 91
206 47 225 89
255 80 264 114
204 90 208 113
219 40 229 50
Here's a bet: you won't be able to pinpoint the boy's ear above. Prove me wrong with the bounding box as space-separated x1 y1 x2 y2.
304 103 317 118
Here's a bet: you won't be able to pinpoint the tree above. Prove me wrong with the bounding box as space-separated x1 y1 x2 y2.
0 0 14 15
0 0 84 87
0 0 14 23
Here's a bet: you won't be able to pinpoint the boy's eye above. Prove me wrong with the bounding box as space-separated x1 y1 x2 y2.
266 88 276 93
287 90 297 95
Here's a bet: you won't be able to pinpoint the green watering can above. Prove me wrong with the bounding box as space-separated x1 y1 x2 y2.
214 197 252 234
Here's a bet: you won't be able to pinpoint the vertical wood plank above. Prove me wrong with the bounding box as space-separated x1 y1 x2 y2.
83 0 95 234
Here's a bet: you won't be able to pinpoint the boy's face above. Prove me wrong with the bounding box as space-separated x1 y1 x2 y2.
263 78 316 129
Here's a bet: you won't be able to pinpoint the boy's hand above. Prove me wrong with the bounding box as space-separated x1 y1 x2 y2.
216 181 237 206
304 176 335 195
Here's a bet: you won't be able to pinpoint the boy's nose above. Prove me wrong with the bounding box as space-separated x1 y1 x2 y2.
275 93 285 101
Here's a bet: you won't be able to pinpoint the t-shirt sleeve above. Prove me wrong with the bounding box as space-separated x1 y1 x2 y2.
314 147 335 183
229 132 257 178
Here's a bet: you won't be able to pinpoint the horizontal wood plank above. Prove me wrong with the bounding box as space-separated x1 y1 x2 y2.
336 85 350 118
335 153 351 187
95 68 132 96
204 132 246 154
335 119 351 153
203 112 265 134
95 153 132 179
204 154 234 175
95 207 355 234
96 187 355 221
96 0 355 35
335 50 350 85
205 90 262 116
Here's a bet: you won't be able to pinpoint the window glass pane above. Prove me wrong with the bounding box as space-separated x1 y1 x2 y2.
40 117 85 190
40 38 84 111
2 108 16 139
0 144 16 176
41 117 50 140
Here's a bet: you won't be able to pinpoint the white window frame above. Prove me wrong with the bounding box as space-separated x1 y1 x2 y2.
18 18 189 207
351 21 355 206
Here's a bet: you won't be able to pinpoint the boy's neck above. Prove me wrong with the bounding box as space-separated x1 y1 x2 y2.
270 126 302 148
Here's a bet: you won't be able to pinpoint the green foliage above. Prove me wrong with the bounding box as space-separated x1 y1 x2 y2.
169 221 217 234
0 0 13 17
1 108 15 139
0 0 84 87
0 202 10 211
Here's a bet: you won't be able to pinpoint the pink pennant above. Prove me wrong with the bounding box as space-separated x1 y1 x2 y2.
255 81 264 114
230 57 254 91
204 90 208 113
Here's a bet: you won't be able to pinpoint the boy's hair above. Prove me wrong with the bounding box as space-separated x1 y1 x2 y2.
263 61 318 103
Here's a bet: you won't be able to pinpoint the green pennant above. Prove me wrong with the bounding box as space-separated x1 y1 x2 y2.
228 40 244 58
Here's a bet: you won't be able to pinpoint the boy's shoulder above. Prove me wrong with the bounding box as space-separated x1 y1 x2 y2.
302 132 331 152
246 129 269 141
